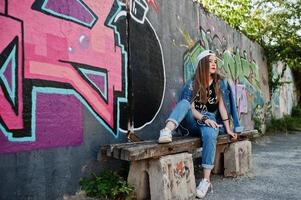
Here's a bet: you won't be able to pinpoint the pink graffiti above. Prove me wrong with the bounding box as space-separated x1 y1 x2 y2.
0 0 129 153
236 84 248 114
147 0 160 12
0 15 24 129
1 0 123 132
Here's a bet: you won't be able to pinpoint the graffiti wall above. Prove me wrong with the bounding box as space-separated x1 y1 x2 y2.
0 0 164 199
0 0 270 199
172 11 270 131
271 62 298 118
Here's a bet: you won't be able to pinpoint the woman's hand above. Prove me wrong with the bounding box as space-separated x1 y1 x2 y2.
227 130 237 140
204 119 222 128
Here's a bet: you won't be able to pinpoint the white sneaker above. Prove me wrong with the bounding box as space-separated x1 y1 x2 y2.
158 128 172 143
196 179 212 198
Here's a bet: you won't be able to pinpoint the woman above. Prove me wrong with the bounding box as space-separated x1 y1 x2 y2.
158 50 240 198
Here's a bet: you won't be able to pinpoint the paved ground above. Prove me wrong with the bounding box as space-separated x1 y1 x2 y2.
198 132 301 200
66 132 301 200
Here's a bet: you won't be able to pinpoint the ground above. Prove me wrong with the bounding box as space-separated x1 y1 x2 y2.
198 132 301 200
66 132 301 200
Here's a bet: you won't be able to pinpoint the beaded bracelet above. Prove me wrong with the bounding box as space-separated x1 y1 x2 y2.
201 115 209 123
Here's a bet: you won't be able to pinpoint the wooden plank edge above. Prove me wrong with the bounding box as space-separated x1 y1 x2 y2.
100 129 259 160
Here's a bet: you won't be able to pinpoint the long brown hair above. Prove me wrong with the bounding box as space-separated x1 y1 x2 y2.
193 55 221 104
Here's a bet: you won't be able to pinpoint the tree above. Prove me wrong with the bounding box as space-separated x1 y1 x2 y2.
257 0 301 68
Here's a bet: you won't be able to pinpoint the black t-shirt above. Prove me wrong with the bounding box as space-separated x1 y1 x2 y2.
194 82 218 113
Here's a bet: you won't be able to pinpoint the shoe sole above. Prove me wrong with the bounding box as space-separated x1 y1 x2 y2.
196 193 205 199
158 137 172 144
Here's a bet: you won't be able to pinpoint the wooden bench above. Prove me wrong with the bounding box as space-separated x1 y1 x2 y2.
100 130 258 200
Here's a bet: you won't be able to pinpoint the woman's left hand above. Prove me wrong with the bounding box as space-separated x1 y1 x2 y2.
227 130 237 140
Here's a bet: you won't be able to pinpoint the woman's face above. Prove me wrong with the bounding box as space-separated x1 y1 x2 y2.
208 55 217 75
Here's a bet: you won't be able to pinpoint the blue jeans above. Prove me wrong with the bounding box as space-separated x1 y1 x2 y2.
166 99 219 170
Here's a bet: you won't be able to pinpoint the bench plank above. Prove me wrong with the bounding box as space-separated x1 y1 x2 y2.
122 137 200 161
100 130 258 161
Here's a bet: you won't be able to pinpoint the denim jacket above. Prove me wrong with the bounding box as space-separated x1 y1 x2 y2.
179 79 244 133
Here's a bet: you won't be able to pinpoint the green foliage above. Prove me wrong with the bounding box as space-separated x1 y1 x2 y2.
266 105 301 133
79 171 135 200
258 0 301 69
266 116 301 133
292 105 301 118
253 103 272 133
253 116 262 131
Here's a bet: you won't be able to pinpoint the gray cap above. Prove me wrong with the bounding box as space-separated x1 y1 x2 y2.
195 50 215 67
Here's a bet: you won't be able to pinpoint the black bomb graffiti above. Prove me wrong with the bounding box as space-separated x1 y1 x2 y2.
110 0 165 132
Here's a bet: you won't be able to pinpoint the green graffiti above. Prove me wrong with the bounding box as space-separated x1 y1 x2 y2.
183 43 205 81
221 51 236 80
201 30 210 50
220 50 260 89
241 54 252 79
234 49 242 80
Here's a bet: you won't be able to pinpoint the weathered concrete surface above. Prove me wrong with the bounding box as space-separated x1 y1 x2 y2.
128 152 196 200
199 132 301 200
271 62 299 119
224 140 252 177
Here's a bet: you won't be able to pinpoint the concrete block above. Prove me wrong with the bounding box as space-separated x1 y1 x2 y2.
128 153 196 200
224 140 252 177
149 153 196 200
128 161 150 200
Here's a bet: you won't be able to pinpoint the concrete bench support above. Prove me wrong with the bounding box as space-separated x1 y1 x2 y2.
128 153 196 200
100 130 258 199
224 140 252 177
